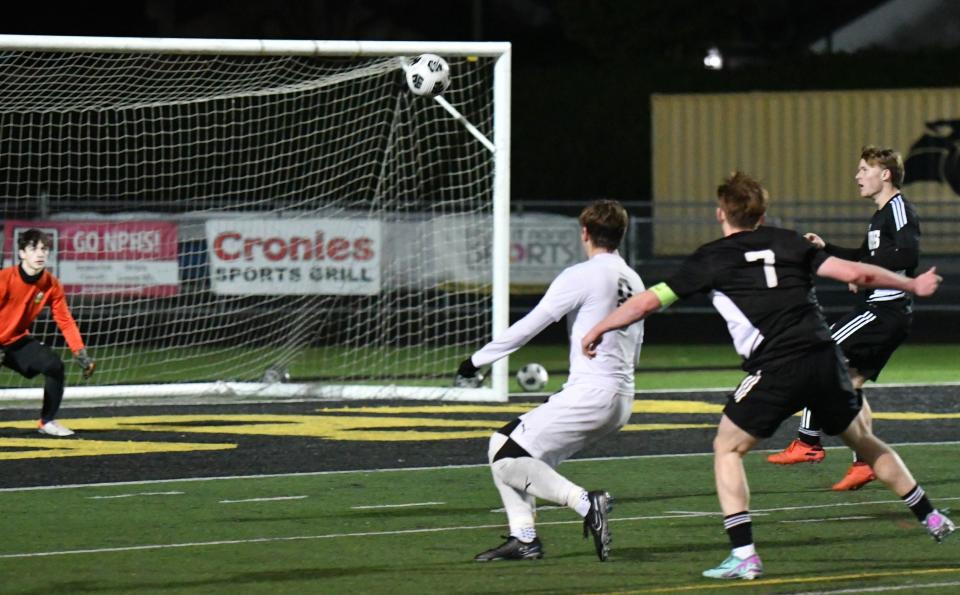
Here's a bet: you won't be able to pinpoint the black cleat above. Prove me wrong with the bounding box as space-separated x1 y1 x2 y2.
473 536 544 561
583 490 613 561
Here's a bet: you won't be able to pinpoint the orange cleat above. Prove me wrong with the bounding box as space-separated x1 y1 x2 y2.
831 462 877 491
767 439 826 464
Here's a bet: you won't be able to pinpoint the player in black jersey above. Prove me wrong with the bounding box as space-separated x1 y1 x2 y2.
581 172 953 580
768 146 920 491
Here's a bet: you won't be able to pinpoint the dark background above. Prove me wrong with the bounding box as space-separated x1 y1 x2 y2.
4 1 958 346
5 0 960 202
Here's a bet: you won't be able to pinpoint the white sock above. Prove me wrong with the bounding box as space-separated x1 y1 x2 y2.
732 544 756 559
571 490 591 517
513 526 537 543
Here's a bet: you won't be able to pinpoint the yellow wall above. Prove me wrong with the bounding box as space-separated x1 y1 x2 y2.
652 88 960 254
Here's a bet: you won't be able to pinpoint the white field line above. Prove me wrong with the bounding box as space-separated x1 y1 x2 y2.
0 500 952 560
779 515 874 524
792 581 960 594
0 512 759 559
219 496 307 504
3 439 959 494
664 495 960 517
87 491 184 499
351 501 444 509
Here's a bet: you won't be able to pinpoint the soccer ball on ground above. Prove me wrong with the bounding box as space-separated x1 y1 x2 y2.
405 54 451 97
262 364 290 383
516 363 549 392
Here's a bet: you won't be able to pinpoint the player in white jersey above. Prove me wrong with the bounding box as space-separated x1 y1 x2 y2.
456 199 644 563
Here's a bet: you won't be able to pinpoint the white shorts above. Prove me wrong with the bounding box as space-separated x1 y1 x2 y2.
508 384 633 468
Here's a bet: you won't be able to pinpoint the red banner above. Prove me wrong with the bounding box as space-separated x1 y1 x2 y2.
4 220 180 296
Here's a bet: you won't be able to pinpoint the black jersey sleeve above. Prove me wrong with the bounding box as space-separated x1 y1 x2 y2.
809 245 830 273
824 238 866 261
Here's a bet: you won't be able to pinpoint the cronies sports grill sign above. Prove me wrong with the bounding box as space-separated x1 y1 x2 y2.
205 219 381 295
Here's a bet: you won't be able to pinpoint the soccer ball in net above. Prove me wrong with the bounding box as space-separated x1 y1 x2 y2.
262 364 291 384
516 363 549 392
405 54 451 97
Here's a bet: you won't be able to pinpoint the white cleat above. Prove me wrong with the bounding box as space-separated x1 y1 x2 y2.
38 420 75 437
925 509 956 543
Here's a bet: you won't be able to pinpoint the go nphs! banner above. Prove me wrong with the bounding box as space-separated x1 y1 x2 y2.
206 218 381 295
3 220 180 296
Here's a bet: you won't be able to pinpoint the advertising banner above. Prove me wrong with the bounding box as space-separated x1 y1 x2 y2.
3 220 180 296
431 212 581 294
206 218 381 295
509 213 581 292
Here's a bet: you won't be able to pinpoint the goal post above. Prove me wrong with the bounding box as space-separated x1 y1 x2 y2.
0 35 511 403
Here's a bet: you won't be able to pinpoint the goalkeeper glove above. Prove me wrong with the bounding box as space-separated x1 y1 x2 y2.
74 349 96 379
454 357 484 388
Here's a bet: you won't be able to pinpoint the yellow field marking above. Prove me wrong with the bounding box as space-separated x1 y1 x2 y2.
0 415 716 442
0 416 501 441
0 403 948 448
633 400 723 414
0 438 235 460
319 399 724 415
628 566 960 593
622 423 715 432
320 404 537 414
873 412 960 420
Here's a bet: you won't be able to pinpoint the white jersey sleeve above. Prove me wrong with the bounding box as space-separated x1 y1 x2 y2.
471 252 644 394
470 267 585 367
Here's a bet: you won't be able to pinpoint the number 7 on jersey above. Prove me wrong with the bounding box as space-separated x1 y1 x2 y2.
744 249 778 288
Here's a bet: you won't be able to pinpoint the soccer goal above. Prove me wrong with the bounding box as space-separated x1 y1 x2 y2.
0 35 511 402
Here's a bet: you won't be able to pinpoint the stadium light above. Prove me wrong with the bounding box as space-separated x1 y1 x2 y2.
703 46 723 70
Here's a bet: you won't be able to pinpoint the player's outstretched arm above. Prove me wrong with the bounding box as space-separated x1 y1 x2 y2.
817 257 942 297
582 288 663 358
454 303 558 387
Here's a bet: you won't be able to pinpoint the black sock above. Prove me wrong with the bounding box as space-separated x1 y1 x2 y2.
851 390 865 462
798 409 821 446
902 485 934 521
723 511 753 548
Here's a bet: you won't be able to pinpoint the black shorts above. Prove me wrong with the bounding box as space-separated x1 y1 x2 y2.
2 336 61 379
724 344 861 439
830 304 911 381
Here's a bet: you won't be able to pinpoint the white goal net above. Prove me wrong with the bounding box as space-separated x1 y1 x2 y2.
0 36 511 402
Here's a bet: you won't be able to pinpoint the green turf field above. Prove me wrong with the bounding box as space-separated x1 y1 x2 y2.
511 343 960 392
9 342 956 393
2 443 957 594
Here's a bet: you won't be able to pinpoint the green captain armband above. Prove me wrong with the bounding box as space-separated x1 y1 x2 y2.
649 282 679 309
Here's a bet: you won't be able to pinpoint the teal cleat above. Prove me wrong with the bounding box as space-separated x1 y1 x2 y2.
702 553 763 580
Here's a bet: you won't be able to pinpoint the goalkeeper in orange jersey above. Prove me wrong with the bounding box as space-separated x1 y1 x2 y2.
0 228 95 436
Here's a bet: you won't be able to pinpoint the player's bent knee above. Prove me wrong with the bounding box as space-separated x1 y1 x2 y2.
43 358 64 379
